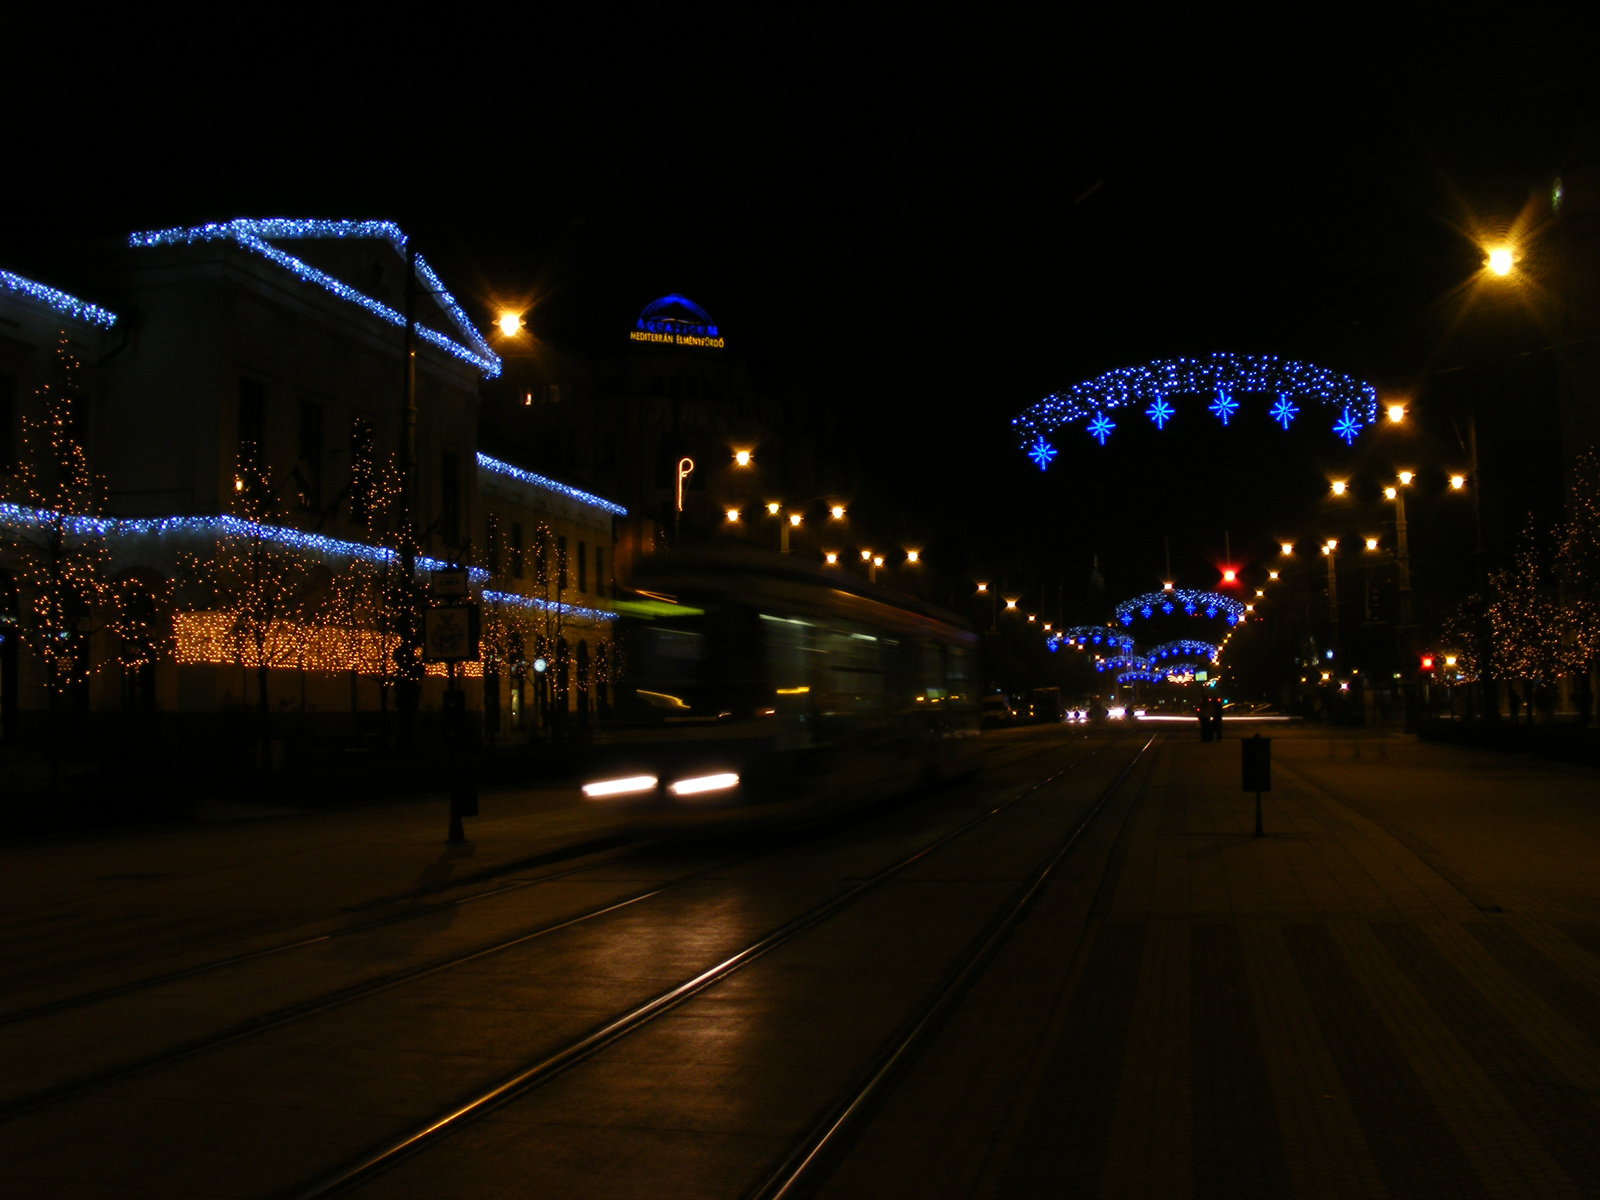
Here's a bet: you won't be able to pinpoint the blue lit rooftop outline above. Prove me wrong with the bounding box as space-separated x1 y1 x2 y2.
482 589 616 623
1013 352 1380 458
476 453 628 516
0 503 486 582
126 219 501 378
1 268 118 329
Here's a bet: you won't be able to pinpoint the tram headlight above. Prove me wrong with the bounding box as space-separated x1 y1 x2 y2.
668 773 741 798
582 775 658 799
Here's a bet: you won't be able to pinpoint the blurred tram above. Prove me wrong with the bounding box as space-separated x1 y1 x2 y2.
581 546 981 817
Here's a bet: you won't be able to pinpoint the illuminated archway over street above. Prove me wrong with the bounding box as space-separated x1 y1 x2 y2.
1015 352 1380 467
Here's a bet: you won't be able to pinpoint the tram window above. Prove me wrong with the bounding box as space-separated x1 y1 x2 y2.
818 623 885 711
764 616 815 695
946 645 973 700
922 642 948 701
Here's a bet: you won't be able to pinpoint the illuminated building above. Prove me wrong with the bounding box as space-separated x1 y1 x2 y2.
483 294 849 573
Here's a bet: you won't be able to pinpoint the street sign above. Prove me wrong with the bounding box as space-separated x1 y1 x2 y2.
431 569 469 597
423 604 480 662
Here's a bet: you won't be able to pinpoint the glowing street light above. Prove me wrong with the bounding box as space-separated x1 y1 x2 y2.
1331 480 1347 496
789 513 803 527
1004 598 1018 610
767 502 781 515
1365 537 1379 550
1384 486 1398 500
496 311 523 337
824 551 838 565
872 555 884 568
726 508 741 523
861 549 873 561
976 582 988 593
905 549 920 563
829 505 846 519
1281 543 1294 556
1486 245 1515 276
1450 474 1466 490
1163 581 1174 591
1386 403 1406 423
734 449 752 467
1269 570 1279 580
1398 470 1414 486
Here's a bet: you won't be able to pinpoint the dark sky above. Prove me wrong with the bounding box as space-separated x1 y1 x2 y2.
7 28 1596 611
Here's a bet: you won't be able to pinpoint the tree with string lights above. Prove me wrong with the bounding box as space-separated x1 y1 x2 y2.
1487 517 1570 724
0 334 110 788
1555 448 1600 727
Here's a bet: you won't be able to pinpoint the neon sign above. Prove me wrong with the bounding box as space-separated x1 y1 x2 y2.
630 294 724 348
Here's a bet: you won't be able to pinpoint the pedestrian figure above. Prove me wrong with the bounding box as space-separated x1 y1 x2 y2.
1198 701 1212 742
1211 697 1224 740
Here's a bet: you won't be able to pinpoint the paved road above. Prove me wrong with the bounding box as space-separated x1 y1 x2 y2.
1 723 1597 1198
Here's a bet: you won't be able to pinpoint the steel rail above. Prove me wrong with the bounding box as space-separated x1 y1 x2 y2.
282 738 1125 1200
744 734 1156 1200
0 733 1088 1124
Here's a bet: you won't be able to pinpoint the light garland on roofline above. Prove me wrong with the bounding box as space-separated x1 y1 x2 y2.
476 453 629 516
482 589 616 623
0 504 487 582
1 268 118 329
127 219 500 378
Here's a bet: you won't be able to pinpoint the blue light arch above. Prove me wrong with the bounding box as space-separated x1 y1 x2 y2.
1015 352 1380 467
1114 589 1245 626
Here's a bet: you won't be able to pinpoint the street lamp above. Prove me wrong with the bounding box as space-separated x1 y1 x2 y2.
1386 403 1406 423
1450 474 1466 490
1281 543 1294 556
734 449 752 467
905 549 920 563
726 508 740 523
1485 245 1515 277
829 505 846 520
1331 480 1348 496
767 502 781 515
496 311 523 337
824 551 838 565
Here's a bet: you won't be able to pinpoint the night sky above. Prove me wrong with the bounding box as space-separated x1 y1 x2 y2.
7 31 1594 617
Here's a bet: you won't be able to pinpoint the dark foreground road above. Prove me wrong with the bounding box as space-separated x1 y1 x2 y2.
2 723 1598 1199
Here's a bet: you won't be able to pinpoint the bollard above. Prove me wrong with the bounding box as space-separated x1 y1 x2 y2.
1241 732 1271 838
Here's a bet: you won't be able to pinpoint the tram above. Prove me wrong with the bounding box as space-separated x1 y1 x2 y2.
581 545 982 816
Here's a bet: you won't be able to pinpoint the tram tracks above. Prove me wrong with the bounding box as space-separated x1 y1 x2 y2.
0 732 1098 1133
282 734 1152 1199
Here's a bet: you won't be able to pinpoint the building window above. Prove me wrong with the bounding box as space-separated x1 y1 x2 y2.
0 374 14 474
350 416 375 525
511 522 524 579
577 541 587 593
297 400 322 511
558 535 568 592
238 378 265 471
440 451 461 544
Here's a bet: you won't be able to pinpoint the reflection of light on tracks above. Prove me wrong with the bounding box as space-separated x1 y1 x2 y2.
582 776 659 799
1130 714 1293 723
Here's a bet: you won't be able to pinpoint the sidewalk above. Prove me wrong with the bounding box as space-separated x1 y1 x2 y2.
1035 728 1600 1199
0 777 640 1012
831 727 1600 1200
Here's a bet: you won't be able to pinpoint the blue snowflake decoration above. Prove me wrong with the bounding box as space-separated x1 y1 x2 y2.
1087 413 1116 444
1269 394 1299 429
1120 613 1132 625
1184 602 1197 615
1140 604 1153 618
1333 407 1362 445
1028 436 1058 470
1161 602 1174 614
1205 605 1218 619
1209 391 1239 425
1146 397 1174 428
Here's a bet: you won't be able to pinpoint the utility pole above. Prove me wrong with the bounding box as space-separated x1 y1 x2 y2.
396 244 422 747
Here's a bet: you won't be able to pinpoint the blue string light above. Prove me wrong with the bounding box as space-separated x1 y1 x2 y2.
482 589 616 622
1333 407 1362 445
1209 391 1239 425
1147 638 1220 662
1028 436 1058 470
1 268 118 329
1114 589 1245 625
476 453 628 516
1014 352 1379 464
0 504 488 582
1061 625 1135 652
1146 397 1174 428
1087 413 1116 444
127 219 501 379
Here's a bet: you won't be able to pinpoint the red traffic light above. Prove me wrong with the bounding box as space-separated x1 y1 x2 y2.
1420 656 1434 670
1221 568 1237 583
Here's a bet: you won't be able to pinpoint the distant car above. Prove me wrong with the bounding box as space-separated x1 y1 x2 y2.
1029 687 1066 724
981 695 1018 727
